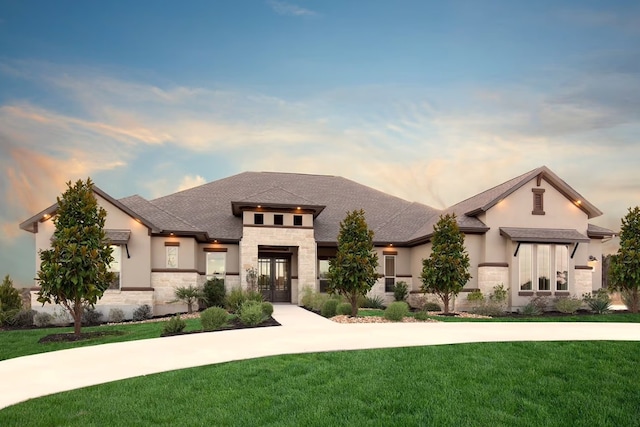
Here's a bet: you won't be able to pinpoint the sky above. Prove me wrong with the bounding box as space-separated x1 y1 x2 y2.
1 0 639 287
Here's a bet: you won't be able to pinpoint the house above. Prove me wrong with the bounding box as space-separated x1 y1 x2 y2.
19 166 615 317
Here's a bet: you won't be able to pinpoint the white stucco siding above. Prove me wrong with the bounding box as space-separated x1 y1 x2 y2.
483 177 589 265
409 242 431 292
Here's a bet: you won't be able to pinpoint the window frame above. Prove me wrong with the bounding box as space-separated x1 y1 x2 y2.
274 214 284 226
519 244 570 293
293 215 303 226
254 213 264 225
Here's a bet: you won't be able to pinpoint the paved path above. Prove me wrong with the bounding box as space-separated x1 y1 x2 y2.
1 305 640 410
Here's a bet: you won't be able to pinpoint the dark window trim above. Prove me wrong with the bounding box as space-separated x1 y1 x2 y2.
254 213 264 225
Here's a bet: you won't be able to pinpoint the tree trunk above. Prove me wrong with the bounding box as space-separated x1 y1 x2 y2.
632 288 639 314
187 301 193 314
350 292 358 317
442 294 450 314
73 300 83 336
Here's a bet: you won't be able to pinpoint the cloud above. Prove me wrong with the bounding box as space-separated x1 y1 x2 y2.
176 175 207 192
267 1 319 17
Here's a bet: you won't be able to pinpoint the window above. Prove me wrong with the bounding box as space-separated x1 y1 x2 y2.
108 245 121 290
206 252 226 279
519 244 533 290
274 214 284 226
555 245 569 291
384 255 396 292
254 213 264 225
166 246 179 268
319 259 330 293
519 244 569 292
537 245 551 290
293 215 303 226
532 188 545 215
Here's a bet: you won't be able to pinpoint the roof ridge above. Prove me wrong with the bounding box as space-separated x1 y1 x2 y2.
448 166 543 210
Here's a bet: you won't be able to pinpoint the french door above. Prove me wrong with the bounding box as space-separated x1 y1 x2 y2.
258 256 291 302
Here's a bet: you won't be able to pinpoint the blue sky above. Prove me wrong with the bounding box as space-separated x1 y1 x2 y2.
1 0 639 286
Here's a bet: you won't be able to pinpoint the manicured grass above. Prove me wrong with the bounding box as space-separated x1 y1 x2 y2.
0 318 203 361
1 341 638 426
358 309 640 323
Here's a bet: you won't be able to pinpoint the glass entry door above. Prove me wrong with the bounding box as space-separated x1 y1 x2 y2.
258 256 291 302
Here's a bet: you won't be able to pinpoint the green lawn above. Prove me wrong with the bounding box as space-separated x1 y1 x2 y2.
0 318 203 361
0 341 638 426
359 309 640 323
2 310 639 362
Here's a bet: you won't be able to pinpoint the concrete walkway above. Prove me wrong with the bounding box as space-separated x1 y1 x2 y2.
1 304 640 410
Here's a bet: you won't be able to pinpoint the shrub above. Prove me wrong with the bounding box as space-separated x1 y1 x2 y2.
225 287 246 313
521 302 542 316
300 286 314 308
621 290 636 312
393 281 409 302
337 302 353 316
311 292 330 312
384 301 409 321
466 290 484 303
245 289 263 304
202 277 226 308
200 307 229 331
489 284 508 304
9 309 36 327
356 294 368 308
361 295 385 309
0 275 22 312
162 314 186 335
423 302 442 312
582 290 611 314
261 301 274 317
414 310 431 321
108 308 125 323
133 304 152 321
554 296 582 314
530 296 549 312
238 301 266 327
321 299 339 318
34 312 53 327
82 307 103 326
472 303 504 317
0 309 19 326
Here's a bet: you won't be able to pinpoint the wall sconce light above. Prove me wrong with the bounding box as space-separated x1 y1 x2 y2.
588 255 598 262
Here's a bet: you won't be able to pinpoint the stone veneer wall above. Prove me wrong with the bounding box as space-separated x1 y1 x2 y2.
151 271 199 316
367 278 394 305
239 226 317 305
455 265 510 312
573 268 593 297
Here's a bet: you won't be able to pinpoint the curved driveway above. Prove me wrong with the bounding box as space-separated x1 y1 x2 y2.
1 304 639 410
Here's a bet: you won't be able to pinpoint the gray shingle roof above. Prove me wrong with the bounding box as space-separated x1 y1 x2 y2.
110 167 604 245
144 172 441 243
105 229 131 244
587 223 616 238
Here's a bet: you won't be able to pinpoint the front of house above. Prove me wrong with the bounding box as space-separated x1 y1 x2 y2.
20 166 614 317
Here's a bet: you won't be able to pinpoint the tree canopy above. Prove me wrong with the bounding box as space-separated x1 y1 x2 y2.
609 206 640 313
421 213 471 313
327 209 379 317
37 178 115 335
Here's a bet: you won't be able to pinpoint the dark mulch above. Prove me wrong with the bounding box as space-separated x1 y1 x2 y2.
161 316 281 337
38 330 126 344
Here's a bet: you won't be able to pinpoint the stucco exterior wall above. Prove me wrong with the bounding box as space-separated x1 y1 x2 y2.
410 242 432 291
151 237 197 270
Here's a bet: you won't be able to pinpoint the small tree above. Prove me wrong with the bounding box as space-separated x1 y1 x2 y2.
37 178 115 336
609 206 640 313
327 209 379 317
421 213 471 313
0 275 22 312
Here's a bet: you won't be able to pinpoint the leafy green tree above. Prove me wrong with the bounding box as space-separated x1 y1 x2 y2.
327 209 379 317
609 206 640 313
37 178 115 336
421 213 471 313
0 274 22 312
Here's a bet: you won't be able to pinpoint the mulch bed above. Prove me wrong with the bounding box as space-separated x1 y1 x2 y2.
161 316 280 337
38 330 126 344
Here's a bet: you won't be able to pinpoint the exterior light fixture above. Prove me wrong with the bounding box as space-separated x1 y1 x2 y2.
588 255 598 262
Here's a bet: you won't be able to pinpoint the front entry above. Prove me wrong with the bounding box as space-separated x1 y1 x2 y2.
258 256 291 302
